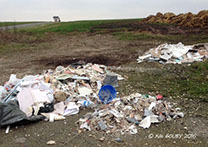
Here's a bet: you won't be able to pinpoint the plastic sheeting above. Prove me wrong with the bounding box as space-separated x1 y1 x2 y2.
0 100 44 127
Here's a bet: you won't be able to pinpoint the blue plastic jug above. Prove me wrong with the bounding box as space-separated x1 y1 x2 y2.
98 85 116 104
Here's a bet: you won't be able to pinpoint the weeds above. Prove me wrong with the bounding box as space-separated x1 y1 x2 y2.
0 30 19 44
167 61 208 102
0 29 48 55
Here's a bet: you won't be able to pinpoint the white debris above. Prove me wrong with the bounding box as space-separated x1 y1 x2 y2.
129 125 138 134
47 140 56 145
139 115 159 129
5 125 10 134
64 102 79 116
137 42 208 64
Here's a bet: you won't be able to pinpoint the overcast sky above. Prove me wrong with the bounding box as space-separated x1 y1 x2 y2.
0 0 207 21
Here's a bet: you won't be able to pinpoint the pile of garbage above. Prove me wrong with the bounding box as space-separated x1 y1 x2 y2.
142 10 208 28
0 63 122 125
0 62 184 135
77 93 184 135
137 42 208 64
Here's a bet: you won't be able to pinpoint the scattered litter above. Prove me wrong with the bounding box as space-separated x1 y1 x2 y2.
78 87 92 96
53 102 65 115
5 125 10 134
137 42 208 64
174 112 184 118
78 93 184 134
98 120 108 131
47 140 56 145
139 115 159 129
0 86 7 102
139 116 151 129
129 125 138 134
103 73 118 87
54 91 67 102
115 138 122 142
99 137 105 142
92 64 104 73
80 122 91 131
64 102 79 116
156 95 163 100
17 87 53 117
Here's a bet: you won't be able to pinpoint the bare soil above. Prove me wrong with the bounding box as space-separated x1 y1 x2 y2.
92 21 208 35
0 23 207 147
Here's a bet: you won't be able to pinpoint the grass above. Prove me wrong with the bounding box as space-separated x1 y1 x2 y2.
170 61 208 102
19 19 142 33
4 19 207 45
156 61 208 102
117 61 208 103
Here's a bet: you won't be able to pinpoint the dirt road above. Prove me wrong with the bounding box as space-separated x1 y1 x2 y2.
0 22 50 30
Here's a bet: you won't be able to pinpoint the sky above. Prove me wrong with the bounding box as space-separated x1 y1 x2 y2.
0 0 207 21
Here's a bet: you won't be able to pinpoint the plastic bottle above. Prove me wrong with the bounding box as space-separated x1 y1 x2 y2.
78 100 94 107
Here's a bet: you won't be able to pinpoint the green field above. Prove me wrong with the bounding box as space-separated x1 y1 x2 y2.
19 19 142 33
16 19 208 44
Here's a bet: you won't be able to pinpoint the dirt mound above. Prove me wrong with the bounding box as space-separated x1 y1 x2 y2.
142 10 208 28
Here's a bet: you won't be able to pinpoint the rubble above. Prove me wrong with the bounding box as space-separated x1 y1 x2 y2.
0 63 123 126
142 10 208 28
77 93 184 134
137 42 208 64
0 62 184 135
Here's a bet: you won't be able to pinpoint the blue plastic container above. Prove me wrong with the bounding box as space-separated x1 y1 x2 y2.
98 85 116 104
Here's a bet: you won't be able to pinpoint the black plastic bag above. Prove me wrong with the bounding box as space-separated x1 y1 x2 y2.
0 100 44 127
